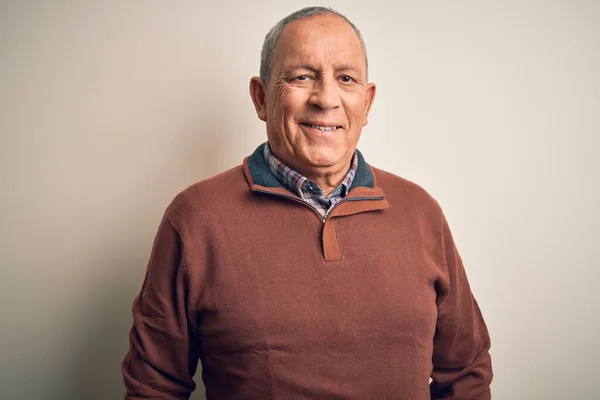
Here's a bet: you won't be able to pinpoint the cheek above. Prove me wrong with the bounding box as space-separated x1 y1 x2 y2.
280 89 307 116
345 96 368 125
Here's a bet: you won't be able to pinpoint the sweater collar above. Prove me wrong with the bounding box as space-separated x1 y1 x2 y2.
244 143 375 191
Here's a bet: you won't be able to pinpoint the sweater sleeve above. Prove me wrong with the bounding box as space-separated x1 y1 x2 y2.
122 214 200 400
430 213 493 399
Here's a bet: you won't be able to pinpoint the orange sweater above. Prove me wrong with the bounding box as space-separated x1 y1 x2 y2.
122 144 493 399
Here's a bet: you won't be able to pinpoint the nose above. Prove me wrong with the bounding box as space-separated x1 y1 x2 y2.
308 75 341 110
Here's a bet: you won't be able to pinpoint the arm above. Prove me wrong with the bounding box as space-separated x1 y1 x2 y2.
430 214 493 399
122 214 200 400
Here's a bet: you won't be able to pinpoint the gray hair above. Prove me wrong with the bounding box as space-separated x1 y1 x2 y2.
259 6 368 84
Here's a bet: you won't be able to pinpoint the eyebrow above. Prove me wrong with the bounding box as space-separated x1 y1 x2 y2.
286 64 361 74
286 64 319 73
334 64 361 73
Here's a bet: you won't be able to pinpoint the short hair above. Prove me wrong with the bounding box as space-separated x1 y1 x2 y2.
259 6 368 84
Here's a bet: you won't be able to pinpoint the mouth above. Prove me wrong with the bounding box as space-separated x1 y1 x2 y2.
300 122 343 132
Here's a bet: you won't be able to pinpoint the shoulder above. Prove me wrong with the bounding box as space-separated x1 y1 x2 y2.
163 165 248 225
370 165 443 218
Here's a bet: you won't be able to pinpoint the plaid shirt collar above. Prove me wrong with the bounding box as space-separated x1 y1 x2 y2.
263 142 358 200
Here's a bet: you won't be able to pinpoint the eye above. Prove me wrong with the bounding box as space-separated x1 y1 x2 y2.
295 75 310 81
339 75 356 83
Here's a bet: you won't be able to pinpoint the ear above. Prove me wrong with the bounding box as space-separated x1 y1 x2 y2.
362 82 376 126
250 77 268 121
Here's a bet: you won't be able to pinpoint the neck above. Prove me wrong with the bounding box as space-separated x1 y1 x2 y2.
284 155 353 197
303 167 350 196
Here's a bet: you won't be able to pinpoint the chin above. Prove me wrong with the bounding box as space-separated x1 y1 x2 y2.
304 149 344 168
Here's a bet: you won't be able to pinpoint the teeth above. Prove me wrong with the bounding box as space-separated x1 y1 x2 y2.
306 123 339 131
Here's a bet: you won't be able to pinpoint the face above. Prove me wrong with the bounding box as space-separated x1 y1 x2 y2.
251 14 376 178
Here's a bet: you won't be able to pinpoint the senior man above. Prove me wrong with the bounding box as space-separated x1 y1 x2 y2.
122 6 493 400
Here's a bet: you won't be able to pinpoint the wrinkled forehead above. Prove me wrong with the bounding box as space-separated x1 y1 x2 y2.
273 15 366 74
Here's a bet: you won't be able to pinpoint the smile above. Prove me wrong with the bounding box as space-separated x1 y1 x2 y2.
300 123 342 131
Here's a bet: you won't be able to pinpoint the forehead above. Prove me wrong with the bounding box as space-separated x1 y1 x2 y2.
274 14 365 70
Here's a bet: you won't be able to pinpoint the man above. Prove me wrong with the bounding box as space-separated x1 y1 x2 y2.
122 6 493 400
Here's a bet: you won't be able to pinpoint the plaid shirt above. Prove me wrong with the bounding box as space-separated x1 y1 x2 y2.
263 142 358 220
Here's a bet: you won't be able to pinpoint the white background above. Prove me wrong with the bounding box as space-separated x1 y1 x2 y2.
1 1 598 399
